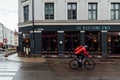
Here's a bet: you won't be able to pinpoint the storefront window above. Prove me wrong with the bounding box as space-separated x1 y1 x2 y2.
64 31 80 52
42 31 57 53
108 32 120 54
85 31 101 52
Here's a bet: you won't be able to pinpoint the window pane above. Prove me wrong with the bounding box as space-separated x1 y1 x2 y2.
88 11 92 20
88 3 97 20
45 3 54 19
111 4 114 9
115 11 119 19
88 4 92 9
24 5 29 21
68 4 71 9
93 4 97 9
111 11 114 19
68 10 71 19
115 4 119 9
93 11 97 19
111 3 120 20
73 10 76 19
72 4 76 10
50 9 53 14
67 3 77 19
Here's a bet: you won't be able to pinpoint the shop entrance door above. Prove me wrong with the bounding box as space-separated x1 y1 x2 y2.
108 32 120 54
108 36 120 54
85 31 101 52
111 37 120 54
22 33 30 55
42 31 57 54
64 32 80 52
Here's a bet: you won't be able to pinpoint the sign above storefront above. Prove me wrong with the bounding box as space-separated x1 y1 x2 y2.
76 25 111 31
20 25 120 32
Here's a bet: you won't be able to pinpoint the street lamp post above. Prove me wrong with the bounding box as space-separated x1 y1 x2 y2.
32 0 35 54
2 25 8 57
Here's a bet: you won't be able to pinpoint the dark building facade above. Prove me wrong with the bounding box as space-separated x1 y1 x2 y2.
18 23 120 56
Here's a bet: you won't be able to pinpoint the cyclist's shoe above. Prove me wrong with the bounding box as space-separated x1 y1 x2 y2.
78 62 82 68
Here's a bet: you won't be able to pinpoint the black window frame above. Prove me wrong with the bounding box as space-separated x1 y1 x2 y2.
88 3 97 20
45 3 54 19
67 3 77 20
23 5 29 22
111 3 120 20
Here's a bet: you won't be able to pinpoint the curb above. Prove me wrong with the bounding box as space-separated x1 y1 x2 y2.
5 57 120 64
4 54 47 63
4 51 17 57
4 53 120 64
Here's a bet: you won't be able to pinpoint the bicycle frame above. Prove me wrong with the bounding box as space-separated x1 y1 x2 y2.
69 56 95 70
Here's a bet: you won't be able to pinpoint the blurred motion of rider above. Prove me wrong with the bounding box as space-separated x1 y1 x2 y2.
75 45 90 60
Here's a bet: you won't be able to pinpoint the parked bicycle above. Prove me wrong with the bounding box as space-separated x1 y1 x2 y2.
69 56 95 70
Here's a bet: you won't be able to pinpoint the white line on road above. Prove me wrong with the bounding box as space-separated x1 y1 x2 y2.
0 67 19 69
0 77 13 80
0 72 16 76
0 69 18 71
0 66 19 80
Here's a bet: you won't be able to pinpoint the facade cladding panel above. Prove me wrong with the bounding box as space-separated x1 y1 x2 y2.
18 0 120 56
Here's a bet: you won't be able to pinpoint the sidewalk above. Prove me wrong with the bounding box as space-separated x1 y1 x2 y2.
3 53 120 64
4 53 46 63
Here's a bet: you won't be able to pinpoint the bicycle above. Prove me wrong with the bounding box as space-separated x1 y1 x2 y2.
69 56 95 70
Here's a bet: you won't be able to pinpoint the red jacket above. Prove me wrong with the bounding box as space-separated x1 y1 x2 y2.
75 46 90 57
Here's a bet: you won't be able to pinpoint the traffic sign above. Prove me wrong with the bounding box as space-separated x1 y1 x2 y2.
3 38 8 43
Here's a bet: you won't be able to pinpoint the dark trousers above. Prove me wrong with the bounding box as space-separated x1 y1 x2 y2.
76 54 85 60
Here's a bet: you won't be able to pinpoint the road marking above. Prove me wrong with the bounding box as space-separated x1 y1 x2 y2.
0 66 19 69
0 72 16 76
0 66 19 80
0 68 18 71
0 77 13 80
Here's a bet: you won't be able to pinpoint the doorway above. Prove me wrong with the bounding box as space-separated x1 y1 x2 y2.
22 33 30 55
108 32 120 54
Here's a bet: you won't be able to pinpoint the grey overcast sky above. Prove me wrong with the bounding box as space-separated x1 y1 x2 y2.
0 0 18 31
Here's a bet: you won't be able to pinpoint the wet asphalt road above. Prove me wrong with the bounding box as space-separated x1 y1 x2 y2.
0 52 120 80
14 61 120 80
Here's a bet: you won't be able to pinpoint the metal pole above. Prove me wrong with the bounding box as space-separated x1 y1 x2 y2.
4 41 8 57
2 22 8 57
32 0 35 54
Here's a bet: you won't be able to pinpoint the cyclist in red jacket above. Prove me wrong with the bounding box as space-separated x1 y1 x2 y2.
75 45 90 59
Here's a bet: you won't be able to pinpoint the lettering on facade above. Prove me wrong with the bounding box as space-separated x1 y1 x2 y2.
76 26 111 31
38 28 44 31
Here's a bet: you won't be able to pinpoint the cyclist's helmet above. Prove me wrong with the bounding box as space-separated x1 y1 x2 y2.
84 45 88 49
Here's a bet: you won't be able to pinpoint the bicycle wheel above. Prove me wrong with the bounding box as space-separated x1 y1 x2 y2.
84 59 95 70
69 59 79 69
